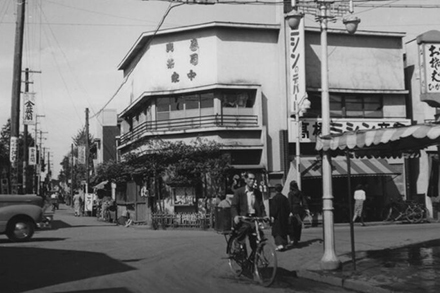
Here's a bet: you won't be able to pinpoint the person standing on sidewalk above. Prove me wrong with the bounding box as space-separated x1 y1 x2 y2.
288 181 310 246
269 184 290 251
352 184 366 226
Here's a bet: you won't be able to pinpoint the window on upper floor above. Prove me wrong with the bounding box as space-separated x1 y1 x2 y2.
221 89 256 116
307 92 383 119
156 92 215 121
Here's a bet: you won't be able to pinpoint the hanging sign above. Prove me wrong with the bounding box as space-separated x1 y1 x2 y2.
10 137 18 163
23 93 36 125
420 43 440 93
288 18 306 114
78 145 86 164
29 147 37 165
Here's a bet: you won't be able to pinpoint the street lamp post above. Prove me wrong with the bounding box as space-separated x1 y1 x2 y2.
286 0 360 270
295 94 310 190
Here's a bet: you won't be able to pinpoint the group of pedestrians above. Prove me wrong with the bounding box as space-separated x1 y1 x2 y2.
217 171 366 255
269 181 310 251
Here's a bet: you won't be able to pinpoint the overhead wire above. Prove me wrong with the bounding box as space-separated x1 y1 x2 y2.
91 1 185 119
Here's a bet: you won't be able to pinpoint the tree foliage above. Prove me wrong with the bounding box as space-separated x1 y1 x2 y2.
91 138 232 195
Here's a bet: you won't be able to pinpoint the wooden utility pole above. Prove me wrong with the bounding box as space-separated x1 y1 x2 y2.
71 143 74 202
85 108 90 192
23 68 41 194
10 0 26 194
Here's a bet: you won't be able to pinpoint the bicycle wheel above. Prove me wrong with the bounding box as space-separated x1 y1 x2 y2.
227 236 246 277
254 242 277 287
405 206 424 223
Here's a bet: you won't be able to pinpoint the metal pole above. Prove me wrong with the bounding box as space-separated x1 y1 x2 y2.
295 101 302 189
346 151 356 270
319 1 341 270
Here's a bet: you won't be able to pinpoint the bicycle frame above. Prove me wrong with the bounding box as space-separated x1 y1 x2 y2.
223 216 277 286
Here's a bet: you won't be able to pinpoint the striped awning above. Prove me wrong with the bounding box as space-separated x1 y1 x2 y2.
315 124 440 158
299 157 400 178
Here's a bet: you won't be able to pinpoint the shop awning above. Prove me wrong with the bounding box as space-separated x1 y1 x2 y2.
299 157 400 178
315 124 440 158
281 157 399 195
93 180 108 190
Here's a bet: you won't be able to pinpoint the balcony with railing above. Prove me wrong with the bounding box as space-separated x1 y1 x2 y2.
119 114 259 146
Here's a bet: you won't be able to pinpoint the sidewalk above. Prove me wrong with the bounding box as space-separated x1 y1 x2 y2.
275 221 440 293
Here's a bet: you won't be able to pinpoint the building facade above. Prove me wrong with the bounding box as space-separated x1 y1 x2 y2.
405 30 440 218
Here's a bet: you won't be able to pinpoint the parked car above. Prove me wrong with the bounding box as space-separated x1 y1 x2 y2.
0 194 44 242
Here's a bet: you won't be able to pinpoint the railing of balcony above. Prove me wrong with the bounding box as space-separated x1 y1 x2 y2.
119 114 259 145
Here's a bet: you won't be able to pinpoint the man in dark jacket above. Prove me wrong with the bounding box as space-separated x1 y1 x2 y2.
288 180 310 246
270 184 290 251
231 172 266 253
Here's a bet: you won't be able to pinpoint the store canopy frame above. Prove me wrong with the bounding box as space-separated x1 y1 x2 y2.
313 123 440 270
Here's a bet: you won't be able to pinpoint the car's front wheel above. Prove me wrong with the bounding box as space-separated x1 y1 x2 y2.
6 218 35 242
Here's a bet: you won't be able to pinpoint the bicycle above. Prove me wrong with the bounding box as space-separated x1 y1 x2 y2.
382 200 425 223
221 216 277 287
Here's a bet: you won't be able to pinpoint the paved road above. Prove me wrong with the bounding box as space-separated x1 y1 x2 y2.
0 204 354 293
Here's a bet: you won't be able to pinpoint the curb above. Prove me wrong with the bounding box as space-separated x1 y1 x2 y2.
297 270 393 293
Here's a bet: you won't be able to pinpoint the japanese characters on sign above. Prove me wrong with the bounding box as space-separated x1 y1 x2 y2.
289 22 306 113
289 118 412 143
166 38 199 84
10 137 18 163
420 43 440 93
23 93 36 125
29 147 37 165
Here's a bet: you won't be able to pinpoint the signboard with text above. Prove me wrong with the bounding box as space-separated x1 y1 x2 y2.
10 137 18 163
289 118 412 143
23 93 36 125
420 43 440 94
29 147 37 165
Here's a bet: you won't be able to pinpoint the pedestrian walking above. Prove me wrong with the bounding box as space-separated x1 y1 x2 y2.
287 181 310 246
73 191 82 217
352 184 366 226
269 184 290 251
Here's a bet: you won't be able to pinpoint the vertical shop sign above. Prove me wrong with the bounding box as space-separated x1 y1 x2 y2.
10 137 18 163
289 19 306 113
23 93 36 125
420 43 440 93
29 147 37 165
78 145 86 164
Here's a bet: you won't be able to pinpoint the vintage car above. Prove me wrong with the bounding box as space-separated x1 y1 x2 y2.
0 194 44 242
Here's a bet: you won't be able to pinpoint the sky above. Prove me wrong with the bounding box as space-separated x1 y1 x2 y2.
1 0 439 177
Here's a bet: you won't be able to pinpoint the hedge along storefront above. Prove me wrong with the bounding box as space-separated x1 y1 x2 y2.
282 156 401 223
315 123 440 220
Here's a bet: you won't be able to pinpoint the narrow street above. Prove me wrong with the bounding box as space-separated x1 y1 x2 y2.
1 205 354 293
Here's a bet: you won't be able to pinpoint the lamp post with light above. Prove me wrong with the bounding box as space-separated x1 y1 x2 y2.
285 0 360 270
294 94 311 190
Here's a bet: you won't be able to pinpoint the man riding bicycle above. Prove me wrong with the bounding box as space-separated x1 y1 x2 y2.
231 172 266 254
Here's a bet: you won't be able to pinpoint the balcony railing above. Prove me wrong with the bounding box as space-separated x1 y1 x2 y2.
120 114 259 145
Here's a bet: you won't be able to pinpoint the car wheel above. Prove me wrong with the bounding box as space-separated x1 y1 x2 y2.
6 218 35 242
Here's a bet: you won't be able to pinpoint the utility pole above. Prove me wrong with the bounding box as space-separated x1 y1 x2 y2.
34 114 45 194
71 143 74 203
9 0 26 194
22 68 40 194
85 108 90 192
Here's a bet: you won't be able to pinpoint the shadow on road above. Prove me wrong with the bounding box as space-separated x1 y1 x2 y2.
283 238 323 252
59 288 133 293
0 246 135 293
49 220 116 230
